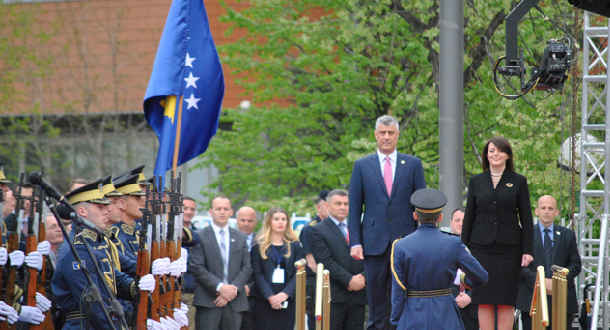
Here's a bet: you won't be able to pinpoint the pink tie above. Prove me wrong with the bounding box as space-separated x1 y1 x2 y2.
384 156 393 197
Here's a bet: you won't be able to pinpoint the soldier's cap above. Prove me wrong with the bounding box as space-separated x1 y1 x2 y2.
100 175 123 197
319 190 329 202
113 174 146 196
65 179 110 205
145 177 168 193
0 162 10 184
114 165 150 186
410 188 447 214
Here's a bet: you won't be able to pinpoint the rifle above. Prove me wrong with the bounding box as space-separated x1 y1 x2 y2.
3 173 25 330
173 173 184 317
158 177 168 318
24 177 39 329
150 176 162 322
165 173 176 318
133 184 152 330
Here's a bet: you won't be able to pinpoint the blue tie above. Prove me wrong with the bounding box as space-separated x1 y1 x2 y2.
543 229 553 278
219 229 229 284
338 222 348 241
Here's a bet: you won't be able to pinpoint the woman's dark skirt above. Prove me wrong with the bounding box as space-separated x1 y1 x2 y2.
470 242 522 306
251 296 295 330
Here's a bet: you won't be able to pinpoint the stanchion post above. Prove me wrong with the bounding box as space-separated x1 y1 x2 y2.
295 259 307 330
551 265 569 330
315 263 324 330
322 270 331 330
532 266 549 330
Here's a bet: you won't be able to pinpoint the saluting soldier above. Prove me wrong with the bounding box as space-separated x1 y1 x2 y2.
51 180 156 329
390 189 489 330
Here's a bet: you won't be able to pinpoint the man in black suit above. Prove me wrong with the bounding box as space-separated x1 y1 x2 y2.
516 195 581 330
449 208 478 330
236 206 257 330
189 196 252 330
312 189 367 330
348 115 426 330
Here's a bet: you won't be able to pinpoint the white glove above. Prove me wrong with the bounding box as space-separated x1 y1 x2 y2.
36 241 51 256
160 316 180 330
0 248 7 267
179 258 187 274
147 319 167 330
152 258 165 276
139 274 155 293
169 260 182 278
35 292 51 312
0 301 18 324
162 257 171 275
454 269 464 286
180 302 188 314
25 251 43 271
9 250 24 268
173 309 188 327
180 248 188 262
18 306 44 325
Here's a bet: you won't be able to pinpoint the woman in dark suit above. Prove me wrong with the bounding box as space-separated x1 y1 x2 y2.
250 207 303 330
461 136 534 330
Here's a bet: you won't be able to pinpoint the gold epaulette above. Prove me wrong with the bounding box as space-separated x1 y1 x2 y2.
391 237 406 291
183 227 193 242
309 219 319 227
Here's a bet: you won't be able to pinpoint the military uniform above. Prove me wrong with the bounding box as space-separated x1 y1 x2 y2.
112 175 146 258
51 180 137 330
390 189 488 330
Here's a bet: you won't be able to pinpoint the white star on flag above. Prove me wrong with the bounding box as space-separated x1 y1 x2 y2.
184 93 200 109
185 53 196 67
184 72 200 89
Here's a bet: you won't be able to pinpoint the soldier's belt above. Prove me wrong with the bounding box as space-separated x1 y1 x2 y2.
406 288 452 298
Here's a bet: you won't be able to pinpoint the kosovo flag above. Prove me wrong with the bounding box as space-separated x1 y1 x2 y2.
144 0 224 180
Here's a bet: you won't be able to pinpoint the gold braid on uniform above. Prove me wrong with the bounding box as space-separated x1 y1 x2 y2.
390 238 406 291
121 224 135 236
183 227 193 242
104 237 122 271
129 281 137 299
460 272 473 290
12 285 23 313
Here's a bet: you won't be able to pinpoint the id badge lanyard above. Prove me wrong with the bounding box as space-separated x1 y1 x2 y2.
272 245 285 284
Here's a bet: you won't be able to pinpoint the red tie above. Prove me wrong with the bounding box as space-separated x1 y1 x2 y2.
384 156 393 197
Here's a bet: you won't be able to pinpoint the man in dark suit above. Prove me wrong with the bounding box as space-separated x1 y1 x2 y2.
348 115 427 330
236 206 257 330
449 208 478 330
312 189 367 330
189 196 252 330
516 195 581 330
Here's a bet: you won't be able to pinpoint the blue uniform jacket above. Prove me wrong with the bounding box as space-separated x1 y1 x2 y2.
391 223 488 330
52 228 136 330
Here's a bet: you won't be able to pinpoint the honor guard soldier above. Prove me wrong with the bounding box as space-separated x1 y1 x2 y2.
115 165 150 192
113 174 146 258
51 180 156 329
390 189 489 330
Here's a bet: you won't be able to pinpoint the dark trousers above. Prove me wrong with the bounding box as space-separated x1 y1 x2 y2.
520 299 572 330
364 244 392 330
240 297 254 330
196 305 242 330
330 301 366 330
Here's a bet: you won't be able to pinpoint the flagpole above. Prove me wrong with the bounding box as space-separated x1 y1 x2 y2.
171 95 184 178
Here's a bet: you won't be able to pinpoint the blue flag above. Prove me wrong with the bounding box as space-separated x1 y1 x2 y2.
144 0 224 180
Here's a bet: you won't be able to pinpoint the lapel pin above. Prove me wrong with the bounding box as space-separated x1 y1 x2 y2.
556 232 560 236
401 160 405 164
231 238 235 242
506 183 513 187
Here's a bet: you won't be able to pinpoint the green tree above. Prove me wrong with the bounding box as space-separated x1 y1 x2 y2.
201 0 581 215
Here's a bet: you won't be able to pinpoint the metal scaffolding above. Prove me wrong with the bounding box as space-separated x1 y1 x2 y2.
578 12 610 330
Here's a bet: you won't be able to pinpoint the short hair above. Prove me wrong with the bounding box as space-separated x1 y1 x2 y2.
21 183 34 190
450 208 465 220
314 196 323 205
482 136 515 172
416 210 441 223
326 189 348 202
210 195 230 208
375 115 400 131
183 196 195 203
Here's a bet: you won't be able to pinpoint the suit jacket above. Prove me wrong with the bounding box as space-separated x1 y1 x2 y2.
461 170 534 255
516 224 581 314
348 152 427 255
250 241 303 300
311 218 367 305
188 226 251 312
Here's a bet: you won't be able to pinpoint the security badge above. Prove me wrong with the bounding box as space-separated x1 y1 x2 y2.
272 266 285 284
